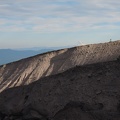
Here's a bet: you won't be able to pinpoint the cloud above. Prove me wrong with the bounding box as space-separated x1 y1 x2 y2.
0 0 120 32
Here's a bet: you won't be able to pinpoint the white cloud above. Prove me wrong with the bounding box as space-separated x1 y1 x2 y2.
0 0 120 32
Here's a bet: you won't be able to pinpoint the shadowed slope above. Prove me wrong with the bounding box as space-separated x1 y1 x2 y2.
0 40 120 92
0 59 120 120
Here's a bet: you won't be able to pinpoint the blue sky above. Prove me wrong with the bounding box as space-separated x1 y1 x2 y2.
0 0 120 48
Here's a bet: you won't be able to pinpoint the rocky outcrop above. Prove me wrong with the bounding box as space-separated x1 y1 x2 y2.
0 59 120 120
0 40 120 92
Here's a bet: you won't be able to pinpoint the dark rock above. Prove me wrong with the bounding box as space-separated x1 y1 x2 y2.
0 112 6 120
22 109 48 120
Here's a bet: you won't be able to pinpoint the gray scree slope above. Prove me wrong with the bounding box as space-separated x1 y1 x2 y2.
0 60 120 120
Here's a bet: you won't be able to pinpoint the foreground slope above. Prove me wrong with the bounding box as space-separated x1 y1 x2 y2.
0 59 120 120
0 40 120 92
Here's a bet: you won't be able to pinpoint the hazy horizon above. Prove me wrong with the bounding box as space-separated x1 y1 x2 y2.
0 0 120 48
0 45 73 50
1 40 119 49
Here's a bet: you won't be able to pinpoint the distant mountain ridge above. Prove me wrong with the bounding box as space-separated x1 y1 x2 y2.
0 46 71 65
0 48 54 65
17 46 70 51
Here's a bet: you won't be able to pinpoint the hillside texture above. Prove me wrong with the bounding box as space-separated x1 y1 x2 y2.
0 59 120 120
0 41 120 92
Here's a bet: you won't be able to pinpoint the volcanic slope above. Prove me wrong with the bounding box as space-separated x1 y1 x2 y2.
0 59 120 120
0 40 120 92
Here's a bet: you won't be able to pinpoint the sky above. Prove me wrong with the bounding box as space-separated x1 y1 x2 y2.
0 0 120 49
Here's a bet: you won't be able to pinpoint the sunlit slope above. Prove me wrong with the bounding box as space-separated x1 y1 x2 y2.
0 40 120 92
